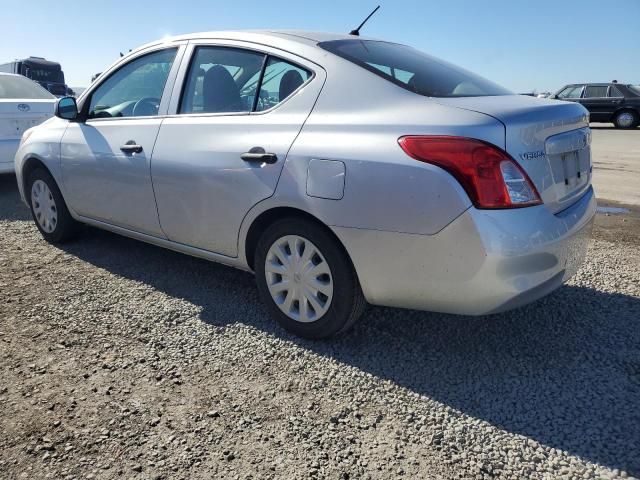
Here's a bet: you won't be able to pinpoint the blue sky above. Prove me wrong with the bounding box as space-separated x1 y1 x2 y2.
1 0 638 91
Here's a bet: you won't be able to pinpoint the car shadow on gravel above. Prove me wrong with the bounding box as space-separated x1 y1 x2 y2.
49 222 640 476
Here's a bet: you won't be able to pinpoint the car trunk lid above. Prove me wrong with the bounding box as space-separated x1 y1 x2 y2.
434 95 592 213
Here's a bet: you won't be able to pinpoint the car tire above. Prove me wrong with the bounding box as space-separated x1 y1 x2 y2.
613 110 638 129
254 218 366 339
27 167 79 243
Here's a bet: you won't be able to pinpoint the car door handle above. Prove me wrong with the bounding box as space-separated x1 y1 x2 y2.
120 141 143 154
241 147 277 164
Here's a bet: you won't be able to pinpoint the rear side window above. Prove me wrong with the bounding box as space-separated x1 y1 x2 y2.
584 85 608 98
319 40 512 98
0 74 55 99
255 58 310 112
180 47 264 114
608 85 624 97
179 46 312 114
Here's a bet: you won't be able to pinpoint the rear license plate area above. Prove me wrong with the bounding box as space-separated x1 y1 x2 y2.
560 150 589 189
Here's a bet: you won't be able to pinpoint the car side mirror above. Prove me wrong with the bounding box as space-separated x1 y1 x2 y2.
55 96 79 120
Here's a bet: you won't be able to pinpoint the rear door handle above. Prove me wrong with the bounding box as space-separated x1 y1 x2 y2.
120 141 143 154
241 147 277 164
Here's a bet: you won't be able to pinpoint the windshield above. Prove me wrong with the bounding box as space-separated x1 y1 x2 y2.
319 40 512 98
0 75 55 99
629 85 640 95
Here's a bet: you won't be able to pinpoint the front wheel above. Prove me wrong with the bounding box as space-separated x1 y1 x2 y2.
254 218 366 339
27 168 79 243
613 110 638 129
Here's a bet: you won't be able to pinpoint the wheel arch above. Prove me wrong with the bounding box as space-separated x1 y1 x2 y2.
243 206 353 272
21 157 52 203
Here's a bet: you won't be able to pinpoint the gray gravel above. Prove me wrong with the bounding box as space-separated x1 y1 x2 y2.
1 173 639 480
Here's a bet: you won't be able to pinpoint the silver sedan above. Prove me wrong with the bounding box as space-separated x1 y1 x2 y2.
15 30 596 338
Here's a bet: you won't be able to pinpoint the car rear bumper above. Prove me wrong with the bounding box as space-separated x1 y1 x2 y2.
0 139 19 173
333 186 596 315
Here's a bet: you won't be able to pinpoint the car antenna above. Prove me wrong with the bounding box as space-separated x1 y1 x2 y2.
349 5 381 36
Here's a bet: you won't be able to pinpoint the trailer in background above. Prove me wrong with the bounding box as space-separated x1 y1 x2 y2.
0 57 72 96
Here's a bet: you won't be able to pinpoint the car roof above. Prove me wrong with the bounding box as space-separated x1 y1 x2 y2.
128 30 383 56
169 30 374 44
565 83 616 87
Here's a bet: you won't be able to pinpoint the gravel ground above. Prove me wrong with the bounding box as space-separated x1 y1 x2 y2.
590 126 640 206
1 174 639 480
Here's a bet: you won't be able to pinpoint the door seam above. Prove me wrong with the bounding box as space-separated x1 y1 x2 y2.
234 71 329 258
148 118 170 239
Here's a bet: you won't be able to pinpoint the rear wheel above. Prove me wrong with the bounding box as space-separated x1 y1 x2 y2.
613 110 638 129
254 218 366 339
27 168 79 243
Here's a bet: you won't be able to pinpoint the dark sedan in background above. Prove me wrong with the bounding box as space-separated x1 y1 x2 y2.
552 82 640 128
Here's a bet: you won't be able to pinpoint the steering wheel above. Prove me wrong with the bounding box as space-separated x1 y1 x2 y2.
132 97 161 117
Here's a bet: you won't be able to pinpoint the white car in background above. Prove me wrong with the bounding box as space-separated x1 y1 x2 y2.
0 73 56 174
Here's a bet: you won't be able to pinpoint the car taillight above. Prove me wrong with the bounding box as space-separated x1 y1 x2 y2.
398 136 542 209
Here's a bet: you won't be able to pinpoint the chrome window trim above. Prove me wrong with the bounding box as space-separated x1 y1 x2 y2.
83 114 172 123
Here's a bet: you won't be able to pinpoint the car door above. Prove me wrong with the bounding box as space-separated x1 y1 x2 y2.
579 85 612 122
151 42 325 257
607 84 627 115
60 45 184 236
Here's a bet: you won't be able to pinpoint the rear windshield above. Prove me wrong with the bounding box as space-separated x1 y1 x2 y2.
0 75 55 99
319 40 512 98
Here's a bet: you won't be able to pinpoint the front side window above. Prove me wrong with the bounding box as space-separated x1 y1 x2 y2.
557 86 583 99
88 48 177 119
180 47 312 114
0 74 55 99
584 85 608 98
319 39 512 98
